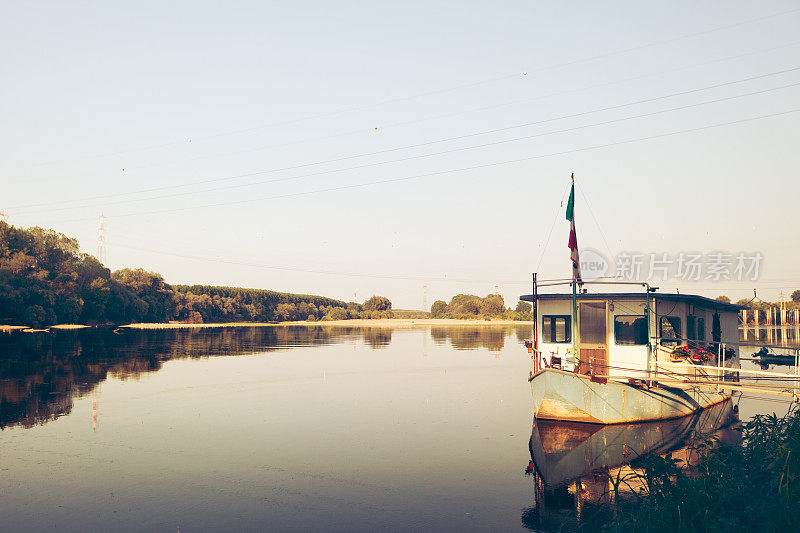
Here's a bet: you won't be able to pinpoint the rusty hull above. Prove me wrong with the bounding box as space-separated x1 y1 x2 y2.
531 367 731 424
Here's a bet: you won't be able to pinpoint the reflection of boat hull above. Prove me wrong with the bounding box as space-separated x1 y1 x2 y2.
529 399 736 487
531 368 730 424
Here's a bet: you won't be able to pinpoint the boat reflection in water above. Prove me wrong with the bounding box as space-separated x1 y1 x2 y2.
521 399 740 530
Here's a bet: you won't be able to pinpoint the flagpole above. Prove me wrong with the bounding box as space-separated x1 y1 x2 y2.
570 174 578 367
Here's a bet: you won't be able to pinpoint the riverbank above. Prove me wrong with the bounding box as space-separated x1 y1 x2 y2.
1 318 532 332
121 318 530 329
1 324 90 333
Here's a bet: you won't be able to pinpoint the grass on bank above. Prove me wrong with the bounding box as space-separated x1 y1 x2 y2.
577 406 800 532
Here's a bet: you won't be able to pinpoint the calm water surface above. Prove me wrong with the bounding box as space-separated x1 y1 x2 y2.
2 325 795 532
0 325 538 532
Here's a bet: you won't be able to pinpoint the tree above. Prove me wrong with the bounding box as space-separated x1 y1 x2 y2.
112 268 176 322
363 295 391 312
430 300 447 318
515 301 532 313
792 290 800 303
329 307 347 320
447 294 481 316
715 295 731 304
275 303 299 321
479 294 504 317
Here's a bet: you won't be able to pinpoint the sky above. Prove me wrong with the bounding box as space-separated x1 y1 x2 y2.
2 1 799 309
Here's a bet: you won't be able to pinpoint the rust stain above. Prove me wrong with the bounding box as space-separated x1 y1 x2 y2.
539 397 601 424
622 388 627 415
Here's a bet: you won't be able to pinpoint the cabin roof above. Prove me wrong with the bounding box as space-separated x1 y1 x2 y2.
519 292 747 312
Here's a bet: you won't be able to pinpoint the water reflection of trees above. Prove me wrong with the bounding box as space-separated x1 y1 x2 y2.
430 325 530 351
0 326 361 430
0 324 532 429
361 328 392 349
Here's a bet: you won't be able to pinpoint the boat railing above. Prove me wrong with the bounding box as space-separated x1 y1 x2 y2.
528 334 800 398
648 338 800 399
532 339 800 399
649 335 800 352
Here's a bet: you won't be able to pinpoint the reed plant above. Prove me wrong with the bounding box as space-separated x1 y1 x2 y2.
579 406 800 532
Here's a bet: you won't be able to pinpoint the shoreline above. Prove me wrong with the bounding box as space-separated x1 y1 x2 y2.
3 319 532 332
122 318 531 329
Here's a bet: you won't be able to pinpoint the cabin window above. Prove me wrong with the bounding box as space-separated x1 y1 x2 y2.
687 315 697 341
614 315 647 345
542 315 571 343
697 317 706 341
660 316 681 345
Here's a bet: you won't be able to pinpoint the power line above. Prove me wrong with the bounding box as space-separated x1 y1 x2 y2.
112 243 534 285
576 180 616 259
117 38 800 177
46 107 800 224
535 181 572 272
12 70 800 215
21 5 800 171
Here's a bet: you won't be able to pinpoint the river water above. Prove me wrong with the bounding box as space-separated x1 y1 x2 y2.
0 325 795 532
0 325 538 532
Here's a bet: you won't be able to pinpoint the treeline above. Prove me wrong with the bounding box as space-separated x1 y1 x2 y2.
0 222 392 327
174 287 393 323
429 294 532 321
717 293 800 309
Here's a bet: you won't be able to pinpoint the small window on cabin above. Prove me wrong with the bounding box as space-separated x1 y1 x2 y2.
697 317 706 342
614 315 648 345
542 315 571 343
686 315 697 341
660 316 681 345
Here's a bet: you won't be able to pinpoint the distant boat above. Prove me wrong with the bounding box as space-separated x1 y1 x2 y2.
751 346 796 367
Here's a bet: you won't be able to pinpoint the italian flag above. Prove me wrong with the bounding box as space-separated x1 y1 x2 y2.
566 175 582 282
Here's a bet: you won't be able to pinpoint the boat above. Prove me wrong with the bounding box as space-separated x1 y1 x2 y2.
521 290 744 424
751 346 797 368
521 175 745 424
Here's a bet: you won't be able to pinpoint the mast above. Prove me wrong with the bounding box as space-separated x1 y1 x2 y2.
572 277 577 359
532 273 538 374
567 173 579 365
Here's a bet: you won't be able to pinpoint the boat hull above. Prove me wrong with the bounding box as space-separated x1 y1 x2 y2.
530 368 731 424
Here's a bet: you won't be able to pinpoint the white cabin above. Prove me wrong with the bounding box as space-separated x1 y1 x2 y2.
520 292 744 380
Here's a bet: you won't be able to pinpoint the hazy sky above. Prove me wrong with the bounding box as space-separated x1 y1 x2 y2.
2 1 799 309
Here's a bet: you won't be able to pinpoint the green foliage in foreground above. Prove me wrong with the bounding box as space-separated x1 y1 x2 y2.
579 408 800 532
0 222 392 326
430 294 532 321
